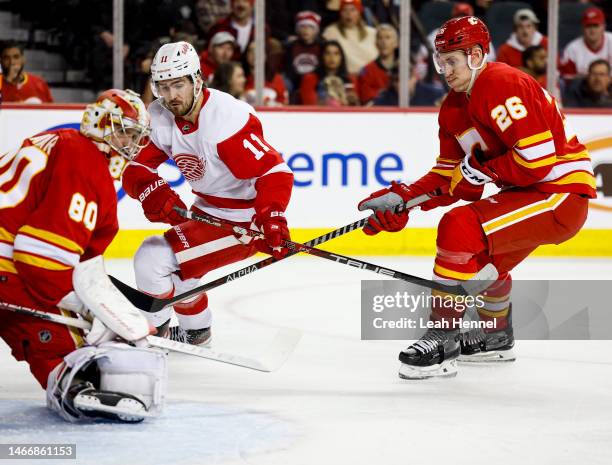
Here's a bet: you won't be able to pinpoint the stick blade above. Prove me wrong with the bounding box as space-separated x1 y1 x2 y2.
256 328 302 372
462 263 499 295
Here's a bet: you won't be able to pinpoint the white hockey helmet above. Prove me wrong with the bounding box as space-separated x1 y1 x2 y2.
150 41 203 111
80 89 151 161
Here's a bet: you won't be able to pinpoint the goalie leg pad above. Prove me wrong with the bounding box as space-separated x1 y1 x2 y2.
46 342 167 423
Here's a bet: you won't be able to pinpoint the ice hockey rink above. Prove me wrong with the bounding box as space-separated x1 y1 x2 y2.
1 255 612 465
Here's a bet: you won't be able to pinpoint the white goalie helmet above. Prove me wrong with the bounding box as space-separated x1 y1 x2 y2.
80 89 151 161
150 41 203 111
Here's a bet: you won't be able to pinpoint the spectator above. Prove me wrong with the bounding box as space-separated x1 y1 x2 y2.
0 41 53 104
497 9 548 69
560 7 612 80
200 32 237 85
211 61 247 100
358 24 398 104
284 11 324 100
299 40 359 106
193 0 231 38
322 0 377 75
520 45 548 88
208 0 271 58
372 63 446 107
564 59 612 108
242 40 288 106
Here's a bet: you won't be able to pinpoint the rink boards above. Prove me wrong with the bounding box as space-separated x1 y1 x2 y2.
1 105 611 256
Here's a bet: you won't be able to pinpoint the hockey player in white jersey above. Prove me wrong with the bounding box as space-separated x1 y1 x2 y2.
122 41 294 345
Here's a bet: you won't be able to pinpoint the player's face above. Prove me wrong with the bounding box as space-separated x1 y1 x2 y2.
107 125 150 160
437 50 471 92
376 29 398 57
0 47 25 81
211 42 234 65
156 77 195 116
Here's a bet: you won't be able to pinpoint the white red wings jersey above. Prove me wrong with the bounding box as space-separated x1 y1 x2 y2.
123 88 293 222
420 62 596 199
0 129 119 308
560 32 612 78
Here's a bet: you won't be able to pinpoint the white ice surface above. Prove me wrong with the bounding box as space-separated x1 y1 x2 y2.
1 256 612 465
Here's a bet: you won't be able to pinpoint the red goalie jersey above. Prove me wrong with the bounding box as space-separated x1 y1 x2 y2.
0 129 119 309
411 62 596 201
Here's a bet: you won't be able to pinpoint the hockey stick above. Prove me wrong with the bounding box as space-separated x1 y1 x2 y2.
178 208 499 297
0 301 300 372
109 191 435 313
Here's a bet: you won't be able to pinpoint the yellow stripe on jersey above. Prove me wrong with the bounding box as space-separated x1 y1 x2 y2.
433 264 476 281
19 225 84 254
0 257 17 274
516 130 553 148
59 309 85 348
546 172 597 189
436 156 460 164
430 168 454 177
511 150 556 169
557 149 590 162
13 252 72 271
481 294 510 303
482 193 567 235
0 227 15 243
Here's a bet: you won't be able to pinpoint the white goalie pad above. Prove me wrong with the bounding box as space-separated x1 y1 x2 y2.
72 255 151 341
47 342 167 422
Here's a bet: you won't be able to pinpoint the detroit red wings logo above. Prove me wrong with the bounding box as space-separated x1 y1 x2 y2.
174 153 206 181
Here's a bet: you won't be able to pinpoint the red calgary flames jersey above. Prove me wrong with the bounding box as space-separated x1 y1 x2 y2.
427 62 595 198
0 129 119 307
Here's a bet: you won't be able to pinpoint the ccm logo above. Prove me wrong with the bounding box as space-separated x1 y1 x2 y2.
139 179 167 202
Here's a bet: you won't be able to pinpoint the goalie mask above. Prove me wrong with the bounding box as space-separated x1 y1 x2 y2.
81 89 151 161
433 16 490 74
150 41 204 114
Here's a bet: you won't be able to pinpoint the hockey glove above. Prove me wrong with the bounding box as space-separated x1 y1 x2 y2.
253 209 291 259
358 181 413 235
449 152 497 201
137 179 187 225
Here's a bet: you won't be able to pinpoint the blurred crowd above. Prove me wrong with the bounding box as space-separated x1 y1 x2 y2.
1 0 612 108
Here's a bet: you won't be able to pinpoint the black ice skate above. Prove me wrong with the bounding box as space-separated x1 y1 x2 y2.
398 328 460 379
168 325 212 346
458 325 515 363
68 382 148 423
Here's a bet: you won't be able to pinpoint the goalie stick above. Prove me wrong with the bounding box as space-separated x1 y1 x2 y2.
109 191 436 313
0 301 300 372
178 208 499 297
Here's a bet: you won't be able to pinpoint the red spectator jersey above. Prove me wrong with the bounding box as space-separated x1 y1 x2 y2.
1 72 53 103
0 129 119 308
414 62 595 199
199 51 217 85
122 88 293 223
358 59 392 104
497 33 549 69
245 73 288 105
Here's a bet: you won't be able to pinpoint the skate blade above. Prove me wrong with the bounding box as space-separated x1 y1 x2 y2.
74 395 150 422
458 348 516 363
398 359 458 380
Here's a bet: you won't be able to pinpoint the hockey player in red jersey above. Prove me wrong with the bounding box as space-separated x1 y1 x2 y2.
122 41 293 345
358 16 596 379
0 89 167 422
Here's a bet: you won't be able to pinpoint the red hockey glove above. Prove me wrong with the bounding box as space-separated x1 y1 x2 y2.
137 179 187 225
449 152 497 201
253 209 291 259
357 181 415 236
